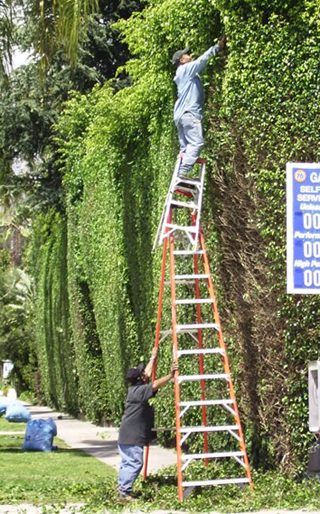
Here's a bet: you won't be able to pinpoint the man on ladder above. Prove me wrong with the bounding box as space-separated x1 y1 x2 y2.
172 36 227 180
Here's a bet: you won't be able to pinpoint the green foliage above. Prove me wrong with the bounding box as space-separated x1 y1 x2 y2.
84 466 320 512
27 0 320 477
0 252 36 393
205 1 320 469
53 0 223 425
30 210 78 412
0 0 144 420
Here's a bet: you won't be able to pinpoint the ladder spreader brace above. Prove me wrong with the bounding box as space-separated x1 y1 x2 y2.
145 156 253 501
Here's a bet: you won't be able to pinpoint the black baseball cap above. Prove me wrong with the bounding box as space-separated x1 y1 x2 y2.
172 47 190 66
126 362 145 383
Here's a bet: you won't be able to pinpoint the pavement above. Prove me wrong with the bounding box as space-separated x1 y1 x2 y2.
27 404 177 473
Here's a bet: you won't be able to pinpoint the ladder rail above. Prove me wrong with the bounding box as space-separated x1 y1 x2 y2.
169 222 184 502
193 248 208 462
192 160 206 244
198 229 253 487
143 235 168 480
153 156 181 250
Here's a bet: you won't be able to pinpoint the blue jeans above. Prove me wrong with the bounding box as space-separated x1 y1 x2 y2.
118 444 144 495
176 112 204 174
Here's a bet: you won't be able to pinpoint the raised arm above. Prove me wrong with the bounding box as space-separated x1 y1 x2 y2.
183 36 226 78
152 363 178 392
144 347 158 379
183 45 219 77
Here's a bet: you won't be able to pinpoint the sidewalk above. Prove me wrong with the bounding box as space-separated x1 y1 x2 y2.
28 404 177 473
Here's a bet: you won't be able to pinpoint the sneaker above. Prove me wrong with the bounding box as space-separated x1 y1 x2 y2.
177 172 200 183
118 492 135 503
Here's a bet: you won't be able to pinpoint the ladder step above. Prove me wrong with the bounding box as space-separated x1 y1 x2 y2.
173 250 205 255
176 298 213 305
183 451 245 461
179 399 233 407
170 200 198 209
165 280 197 285
174 274 209 280
179 373 229 382
178 348 224 356
175 176 201 185
177 323 219 331
182 478 250 487
174 185 196 195
166 223 197 232
180 425 240 433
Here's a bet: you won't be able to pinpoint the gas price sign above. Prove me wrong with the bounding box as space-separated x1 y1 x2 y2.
287 162 320 294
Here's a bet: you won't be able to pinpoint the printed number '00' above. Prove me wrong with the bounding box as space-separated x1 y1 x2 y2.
303 242 320 258
303 213 320 230
304 270 320 287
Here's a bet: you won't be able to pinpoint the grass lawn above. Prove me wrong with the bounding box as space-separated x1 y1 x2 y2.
2 415 320 512
0 416 27 432
0 417 115 505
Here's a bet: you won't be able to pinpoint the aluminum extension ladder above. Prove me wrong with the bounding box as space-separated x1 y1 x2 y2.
146 158 253 501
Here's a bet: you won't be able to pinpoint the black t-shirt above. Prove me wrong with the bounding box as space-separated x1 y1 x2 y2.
118 383 156 446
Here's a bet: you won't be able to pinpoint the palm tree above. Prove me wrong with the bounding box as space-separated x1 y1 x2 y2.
0 0 13 86
33 0 99 66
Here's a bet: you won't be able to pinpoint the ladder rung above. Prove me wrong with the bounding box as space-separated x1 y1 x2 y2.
179 399 233 407
175 176 201 184
174 274 209 280
183 451 244 460
165 280 196 285
179 373 229 382
170 200 198 209
173 250 205 255
180 425 240 433
178 348 224 356
161 328 199 336
175 298 213 305
177 323 219 331
166 223 197 232
174 185 196 194
182 478 250 487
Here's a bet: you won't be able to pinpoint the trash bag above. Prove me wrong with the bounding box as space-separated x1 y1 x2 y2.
5 400 31 423
23 418 57 452
0 404 7 416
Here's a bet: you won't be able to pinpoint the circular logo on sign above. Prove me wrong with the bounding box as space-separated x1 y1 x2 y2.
294 169 307 182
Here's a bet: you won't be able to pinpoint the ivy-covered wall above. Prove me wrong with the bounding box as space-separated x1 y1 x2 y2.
30 0 320 471
31 210 78 413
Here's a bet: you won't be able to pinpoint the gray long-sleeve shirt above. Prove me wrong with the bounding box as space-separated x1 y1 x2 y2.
173 44 221 125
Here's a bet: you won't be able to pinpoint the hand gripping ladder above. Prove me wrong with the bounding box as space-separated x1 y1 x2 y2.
145 162 253 501
153 156 206 250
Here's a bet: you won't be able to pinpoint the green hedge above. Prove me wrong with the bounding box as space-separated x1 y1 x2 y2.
30 0 320 471
31 210 78 413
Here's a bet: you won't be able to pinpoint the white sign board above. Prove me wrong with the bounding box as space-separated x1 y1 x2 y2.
287 162 320 294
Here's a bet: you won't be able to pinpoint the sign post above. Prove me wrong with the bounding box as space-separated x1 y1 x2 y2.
287 162 320 294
